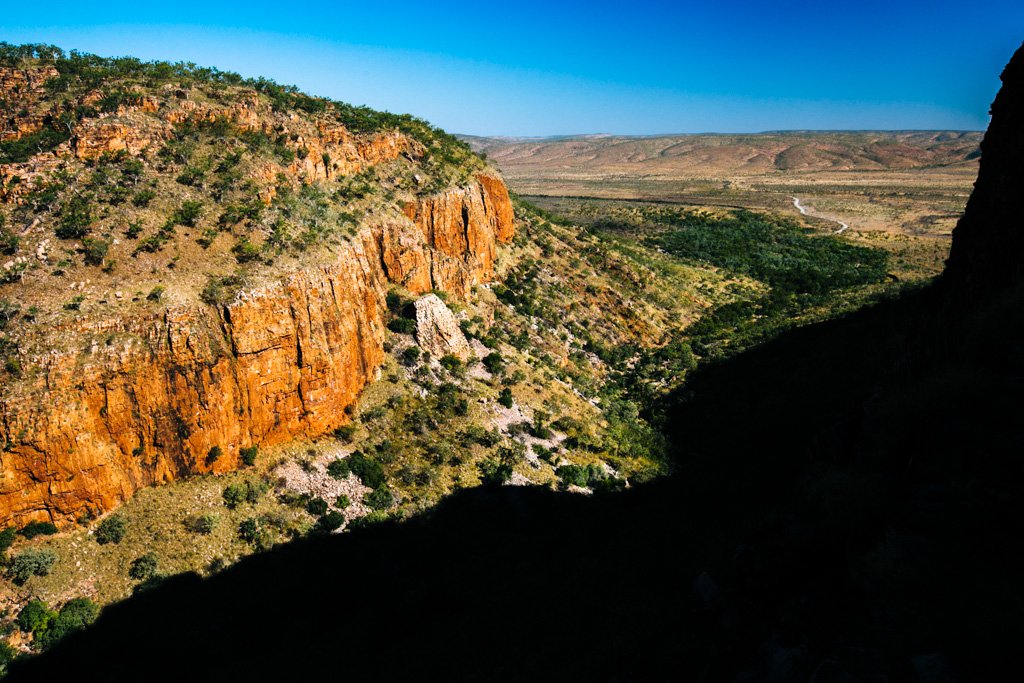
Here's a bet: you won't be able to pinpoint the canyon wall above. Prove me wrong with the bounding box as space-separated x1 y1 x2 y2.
0 175 514 526
946 43 1024 288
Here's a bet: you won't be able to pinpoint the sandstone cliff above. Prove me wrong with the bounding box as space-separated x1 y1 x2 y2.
0 175 513 526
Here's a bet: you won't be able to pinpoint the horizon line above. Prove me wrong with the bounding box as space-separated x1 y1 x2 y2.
457 128 987 139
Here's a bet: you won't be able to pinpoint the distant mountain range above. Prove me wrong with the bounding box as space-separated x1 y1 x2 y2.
458 131 983 175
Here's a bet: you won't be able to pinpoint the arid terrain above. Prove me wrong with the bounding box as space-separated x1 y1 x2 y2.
463 131 982 239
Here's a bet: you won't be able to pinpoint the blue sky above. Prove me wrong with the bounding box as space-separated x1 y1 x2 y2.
2 1 1023 135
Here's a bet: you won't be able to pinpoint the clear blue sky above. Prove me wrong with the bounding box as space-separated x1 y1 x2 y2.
3 1 1023 135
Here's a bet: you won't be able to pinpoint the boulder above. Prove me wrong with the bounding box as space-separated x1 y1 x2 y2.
414 294 471 360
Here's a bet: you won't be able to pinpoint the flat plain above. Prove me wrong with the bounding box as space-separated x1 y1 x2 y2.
463 131 981 240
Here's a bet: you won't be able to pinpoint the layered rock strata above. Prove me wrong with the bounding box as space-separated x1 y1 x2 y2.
0 175 513 526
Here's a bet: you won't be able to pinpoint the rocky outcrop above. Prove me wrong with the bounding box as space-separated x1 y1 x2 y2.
414 294 472 360
70 118 172 161
0 66 58 143
402 174 515 297
0 176 514 526
1 71 421 203
946 42 1024 288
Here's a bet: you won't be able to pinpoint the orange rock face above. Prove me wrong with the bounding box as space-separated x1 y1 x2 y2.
402 173 515 297
0 177 514 526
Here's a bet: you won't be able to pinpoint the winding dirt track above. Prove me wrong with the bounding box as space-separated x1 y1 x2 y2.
792 196 849 234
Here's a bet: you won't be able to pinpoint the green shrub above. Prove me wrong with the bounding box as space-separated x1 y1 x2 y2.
0 128 70 164
554 463 624 492
16 599 55 633
132 189 155 207
0 640 16 673
18 520 58 539
333 424 356 442
6 548 57 585
530 410 553 439
483 352 505 374
170 200 203 227
478 457 512 486
176 166 205 186
335 494 351 509
364 487 394 510
498 387 514 408
435 383 468 416
0 526 16 552
55 194 93 239
200 274 243 306
94 514 127 544
656 208 888 294
237 518 273 549
4 356 22 377
497 441 527 467
240 445 258 466
184 514 217 534
326 458 350 479
306 497 329 516
0 220 19 255
206 445 223 465
146 285 165 302
128 552 158 581
461 424 501 447
33 598 99 650
232 237 262 263
222 478 268 509
385 290 407 313
401 346 420 366
388 317 416 334
346 451 386 489
317 511 345 531
222 483 245 509
439 354 465 376
81 237 110 266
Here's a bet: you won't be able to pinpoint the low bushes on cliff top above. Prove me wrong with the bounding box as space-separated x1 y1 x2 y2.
0 42 484 169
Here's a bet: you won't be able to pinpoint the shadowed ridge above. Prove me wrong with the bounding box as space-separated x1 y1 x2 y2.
946 41 1024 287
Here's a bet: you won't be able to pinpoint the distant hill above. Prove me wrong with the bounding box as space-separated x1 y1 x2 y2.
459 131 983 175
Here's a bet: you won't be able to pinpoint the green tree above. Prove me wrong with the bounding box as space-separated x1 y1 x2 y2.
16 599 55 633
0 526 16 553
326 459 350 479
364 487 394 510
317 511 345 531
18 521 58 539
6 548 57 585
55 194 93 239
306 497 329 516
206 445 223 465
95 514 127 544
128 552 159 581
184 514 217 534
34 598 99 650
240 445 258 466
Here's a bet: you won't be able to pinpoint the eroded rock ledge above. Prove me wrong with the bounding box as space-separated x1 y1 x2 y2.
0 174 514 526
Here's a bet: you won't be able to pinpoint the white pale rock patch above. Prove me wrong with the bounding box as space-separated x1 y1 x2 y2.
413 293 472 360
